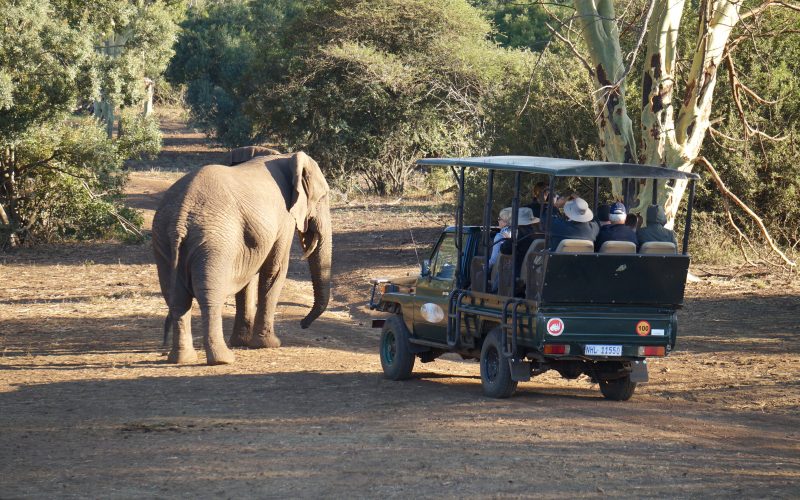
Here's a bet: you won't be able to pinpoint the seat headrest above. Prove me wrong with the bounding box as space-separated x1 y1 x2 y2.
639 241 678 254
555 239 594 253
599 241 637 254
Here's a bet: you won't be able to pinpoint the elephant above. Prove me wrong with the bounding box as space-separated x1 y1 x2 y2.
229 146 281 166
152 151 332 365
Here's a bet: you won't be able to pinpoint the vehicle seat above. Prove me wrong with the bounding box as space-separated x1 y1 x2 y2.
522 239 545 301
494 254 515 297
599 241 637 254
521 239 546 271
554 239 594 253
639 241 678 254
470 256 487 292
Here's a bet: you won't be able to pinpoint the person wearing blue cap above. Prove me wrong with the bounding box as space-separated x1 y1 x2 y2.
595 201 638 250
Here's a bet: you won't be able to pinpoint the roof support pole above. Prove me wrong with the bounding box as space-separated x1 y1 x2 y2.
483 169 495 291
544 175 556 251
510 171 521 290
682 180 696 255
456 166 466 289
593 176 600 215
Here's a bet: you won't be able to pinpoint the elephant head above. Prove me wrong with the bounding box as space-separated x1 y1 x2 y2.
229 146 282 166
288 152 332 329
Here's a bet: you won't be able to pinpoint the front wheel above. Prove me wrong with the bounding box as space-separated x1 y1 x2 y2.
599 374 637 401
479 328 518 398
380 315 415 380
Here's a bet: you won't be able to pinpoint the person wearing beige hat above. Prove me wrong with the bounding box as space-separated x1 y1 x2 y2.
500 207 540 278
548 196 599 251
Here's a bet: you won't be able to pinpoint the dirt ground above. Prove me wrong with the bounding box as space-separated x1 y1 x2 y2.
1 110 799 498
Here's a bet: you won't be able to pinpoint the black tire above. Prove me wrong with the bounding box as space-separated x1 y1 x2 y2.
599 374 637 401
380 315 415 380
479 328 518 398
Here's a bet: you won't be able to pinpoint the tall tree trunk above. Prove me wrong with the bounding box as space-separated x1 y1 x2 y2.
576 0 638 198
577 0 743 228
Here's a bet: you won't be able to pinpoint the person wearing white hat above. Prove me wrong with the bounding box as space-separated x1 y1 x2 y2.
548 196 599 251
500 207 540 278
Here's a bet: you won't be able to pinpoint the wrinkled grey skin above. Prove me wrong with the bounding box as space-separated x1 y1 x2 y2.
152 152 332 365
229 146 281 166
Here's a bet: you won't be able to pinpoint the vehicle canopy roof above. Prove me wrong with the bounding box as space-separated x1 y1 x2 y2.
417 155 700 180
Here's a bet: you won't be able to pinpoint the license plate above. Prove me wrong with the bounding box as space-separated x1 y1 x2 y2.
585 344 622 356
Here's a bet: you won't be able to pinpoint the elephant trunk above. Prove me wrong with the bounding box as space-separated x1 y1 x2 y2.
300 213 332 329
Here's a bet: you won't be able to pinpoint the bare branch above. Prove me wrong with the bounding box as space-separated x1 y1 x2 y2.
695 156 796 267
517 37 553 117
544 22 594 76
740 0 800 22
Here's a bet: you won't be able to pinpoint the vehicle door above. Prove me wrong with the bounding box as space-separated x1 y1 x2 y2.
413 232 459 343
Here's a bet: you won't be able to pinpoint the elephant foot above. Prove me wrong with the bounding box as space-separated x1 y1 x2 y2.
205 344 236 365
229 333 251 348
248 334 281 349
167 348 199 364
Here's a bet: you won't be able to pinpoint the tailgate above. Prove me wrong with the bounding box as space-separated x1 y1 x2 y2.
533 307 677 358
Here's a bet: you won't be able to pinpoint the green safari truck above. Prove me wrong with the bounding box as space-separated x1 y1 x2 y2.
369 156 700 401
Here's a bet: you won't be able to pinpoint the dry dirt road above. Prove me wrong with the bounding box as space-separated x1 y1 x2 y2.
1 113 799 498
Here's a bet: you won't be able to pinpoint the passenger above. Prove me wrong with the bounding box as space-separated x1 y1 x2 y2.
597 204 611 226
595 202 638 250
500 207 539 279
525 181 549 218
637 204 677 247
488 207 512 270
548 197 598 251
625 212 639 230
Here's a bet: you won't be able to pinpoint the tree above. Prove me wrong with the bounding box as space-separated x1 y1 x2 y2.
248 0 540 194
0 0 179 247
532 0 797 264
166 0 313 146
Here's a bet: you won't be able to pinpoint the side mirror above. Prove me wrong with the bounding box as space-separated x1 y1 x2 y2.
421 259 431 277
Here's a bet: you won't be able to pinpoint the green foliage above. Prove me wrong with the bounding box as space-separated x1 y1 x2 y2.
166 0 312 146
0 0 177 247
699 9 800 247
469 0 554 51
251 0 546 194
8 117 147 244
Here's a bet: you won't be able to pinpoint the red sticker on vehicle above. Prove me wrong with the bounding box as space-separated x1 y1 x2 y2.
636 320 651 336
547 318 565 336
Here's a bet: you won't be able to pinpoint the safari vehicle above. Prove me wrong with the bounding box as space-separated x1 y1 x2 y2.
369 156 700 400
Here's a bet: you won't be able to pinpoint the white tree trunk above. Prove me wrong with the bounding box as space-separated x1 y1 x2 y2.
575 0 638 196
577 0 743 228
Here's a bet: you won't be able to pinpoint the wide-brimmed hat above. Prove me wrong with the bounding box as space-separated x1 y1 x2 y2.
564 197 593 222
517 207 539 226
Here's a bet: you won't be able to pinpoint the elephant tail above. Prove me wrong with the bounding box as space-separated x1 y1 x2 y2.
162 313 171 347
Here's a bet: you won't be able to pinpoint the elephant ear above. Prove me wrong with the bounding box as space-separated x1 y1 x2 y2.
289 152 329 233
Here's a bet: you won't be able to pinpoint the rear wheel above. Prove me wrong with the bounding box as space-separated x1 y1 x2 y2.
380 315 415 380
599 374 637 401
480 328 517 398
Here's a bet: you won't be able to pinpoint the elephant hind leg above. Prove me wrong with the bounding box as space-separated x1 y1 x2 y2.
167 288 198 364
230 275 258 347
201 302 235 365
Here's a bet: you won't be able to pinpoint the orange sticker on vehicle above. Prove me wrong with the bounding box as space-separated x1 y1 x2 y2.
636 320 651 336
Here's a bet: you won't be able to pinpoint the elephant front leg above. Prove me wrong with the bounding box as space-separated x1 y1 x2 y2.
230 276 258 347
167 292 198 364
248 261 289 349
